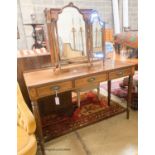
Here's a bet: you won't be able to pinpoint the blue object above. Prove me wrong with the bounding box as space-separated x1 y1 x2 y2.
93 52 104 58
105 42 113 53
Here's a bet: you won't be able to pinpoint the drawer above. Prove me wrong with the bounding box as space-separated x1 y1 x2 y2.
109 68 131 80
37 81 73 97
75 73 107 88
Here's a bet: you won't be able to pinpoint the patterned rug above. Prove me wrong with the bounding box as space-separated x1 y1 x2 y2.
41 92 126 141
100 73 138 99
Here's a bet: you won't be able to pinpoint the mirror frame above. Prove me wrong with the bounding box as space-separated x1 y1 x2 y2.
44 2 105 69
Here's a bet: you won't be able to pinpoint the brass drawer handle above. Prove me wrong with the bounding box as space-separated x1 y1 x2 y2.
51 85 60 91
117 71 123 76
87 77 96 83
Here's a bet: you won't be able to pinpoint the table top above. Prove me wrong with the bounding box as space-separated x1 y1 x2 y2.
23 54 137 88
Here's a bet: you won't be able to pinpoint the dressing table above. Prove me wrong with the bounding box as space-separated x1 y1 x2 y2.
23 3 137 155
24 56 137 155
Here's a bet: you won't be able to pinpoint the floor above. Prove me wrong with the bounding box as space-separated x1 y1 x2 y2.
37 80 138 155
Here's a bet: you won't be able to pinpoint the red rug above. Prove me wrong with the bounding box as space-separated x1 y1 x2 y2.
41 92 126 141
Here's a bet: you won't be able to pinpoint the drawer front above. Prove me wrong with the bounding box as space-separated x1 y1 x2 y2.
37 81 73 97
75 73 107 88
109 68 131 80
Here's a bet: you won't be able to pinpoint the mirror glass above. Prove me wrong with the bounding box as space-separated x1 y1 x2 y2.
57 7 87 61
91 11 105 59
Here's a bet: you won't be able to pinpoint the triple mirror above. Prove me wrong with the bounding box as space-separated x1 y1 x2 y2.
45 2 105 69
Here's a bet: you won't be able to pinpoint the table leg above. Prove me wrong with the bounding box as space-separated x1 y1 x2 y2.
127 75 133 119
77 91 80 108
97 86 100 100
108 80 111 106
32 101 45 155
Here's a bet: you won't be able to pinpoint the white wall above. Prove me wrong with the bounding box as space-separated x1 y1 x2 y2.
17 0 138 50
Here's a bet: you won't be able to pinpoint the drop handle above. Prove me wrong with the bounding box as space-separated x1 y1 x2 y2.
51 85 60 91
87 77 96 83
51 86 60 105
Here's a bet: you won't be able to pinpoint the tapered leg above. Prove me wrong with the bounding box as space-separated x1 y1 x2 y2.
97 86 100 100
127 75 133 119
32 101 45 155
77 91 80 108
108 80 111 106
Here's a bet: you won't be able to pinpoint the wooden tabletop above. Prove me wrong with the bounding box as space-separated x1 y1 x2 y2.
23 54 138 87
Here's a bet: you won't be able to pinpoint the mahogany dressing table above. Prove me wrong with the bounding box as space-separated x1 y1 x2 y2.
23 56 137 155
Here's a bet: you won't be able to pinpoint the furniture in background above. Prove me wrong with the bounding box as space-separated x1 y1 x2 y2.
17 83 37 155
114 31 138 109
24 23 46 49
114 31 138 57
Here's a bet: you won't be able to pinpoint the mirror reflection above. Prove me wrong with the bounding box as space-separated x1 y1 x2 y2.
57 7 86 60
91 11 105 59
